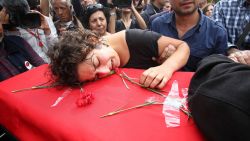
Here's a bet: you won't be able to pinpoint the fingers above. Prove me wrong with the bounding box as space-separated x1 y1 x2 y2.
139 67 172 89
229 51 250 65
242 51 250 64
140 70 162 88
0 8 9 24
157 46 169 64
160 46 169 59
156 76 170 89
139 68 152 86
157 44 177 64
145 72 162 88
167 44 176 57
228 55 239 63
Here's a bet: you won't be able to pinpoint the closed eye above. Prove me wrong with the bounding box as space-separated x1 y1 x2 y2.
91 55 100 70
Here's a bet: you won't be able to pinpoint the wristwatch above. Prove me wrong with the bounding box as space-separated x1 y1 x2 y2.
110 12 116 16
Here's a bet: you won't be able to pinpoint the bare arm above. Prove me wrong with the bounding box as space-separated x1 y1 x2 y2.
131 1 147 29
140 36 190 89
0 8 9 40
40 0 50 17
108 8 117 34
106 31 190 89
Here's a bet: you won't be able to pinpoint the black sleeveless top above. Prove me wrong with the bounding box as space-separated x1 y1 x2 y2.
124 29 161 69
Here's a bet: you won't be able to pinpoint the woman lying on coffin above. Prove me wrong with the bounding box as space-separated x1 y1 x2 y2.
48 29 190 89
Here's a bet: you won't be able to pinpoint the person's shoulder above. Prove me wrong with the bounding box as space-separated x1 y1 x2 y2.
152 12 171 24
141 4 155 15
222 0 239 3
215 0 240 7
3 35 32 51
126 29 159 36
203 16 227 32
4 35 27 42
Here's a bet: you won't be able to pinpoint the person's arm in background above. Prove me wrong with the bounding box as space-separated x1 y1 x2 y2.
139 36 190 89
0 14 4 42
151 16 177 64
108 7 117 34
71 0 85 26
0 8 8 42
40 0 50 17
131 1 147 29
212 1 237 54
144 0 149 5
32 10 58 48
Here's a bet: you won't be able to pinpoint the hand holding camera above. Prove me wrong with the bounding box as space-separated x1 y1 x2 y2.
30 10 51 35
0 8 8 24
0 0 42 30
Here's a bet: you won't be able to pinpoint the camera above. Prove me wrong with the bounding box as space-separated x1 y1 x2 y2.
20 12 41 29
99 0 132 8
2 12 41 29
0 0 41 29
113 0 132 8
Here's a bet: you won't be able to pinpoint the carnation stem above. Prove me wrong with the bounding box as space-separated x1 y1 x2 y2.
12 84 56 93
100 101 155 118
120 72 167 97
11 84 59 93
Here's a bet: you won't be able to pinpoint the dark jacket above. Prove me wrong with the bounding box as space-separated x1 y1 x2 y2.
141 3 162 27
0 35 45 81
188 54 250 141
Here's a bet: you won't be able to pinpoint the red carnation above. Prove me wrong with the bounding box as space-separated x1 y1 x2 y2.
76 91 94 107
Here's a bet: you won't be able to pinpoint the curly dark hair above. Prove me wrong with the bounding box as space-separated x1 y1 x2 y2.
47 29 101 87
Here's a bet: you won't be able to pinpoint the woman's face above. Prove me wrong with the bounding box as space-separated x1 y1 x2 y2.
205 5 214 17
89 10 107 36
163 2 171 12
77 44 120 82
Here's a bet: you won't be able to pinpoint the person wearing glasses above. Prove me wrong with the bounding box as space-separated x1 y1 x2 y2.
84 3 111 36
47 29 190 89
52 0 84 35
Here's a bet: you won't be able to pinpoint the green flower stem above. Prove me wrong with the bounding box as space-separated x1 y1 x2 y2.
100 102 192 119
119 73 167 97
11 85 55 93
100 101 155 118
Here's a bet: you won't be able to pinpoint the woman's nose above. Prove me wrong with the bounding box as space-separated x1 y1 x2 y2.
96 66 110 78
97 20 102 26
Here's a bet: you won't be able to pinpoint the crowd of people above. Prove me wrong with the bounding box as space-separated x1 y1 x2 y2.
0 0 250 140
